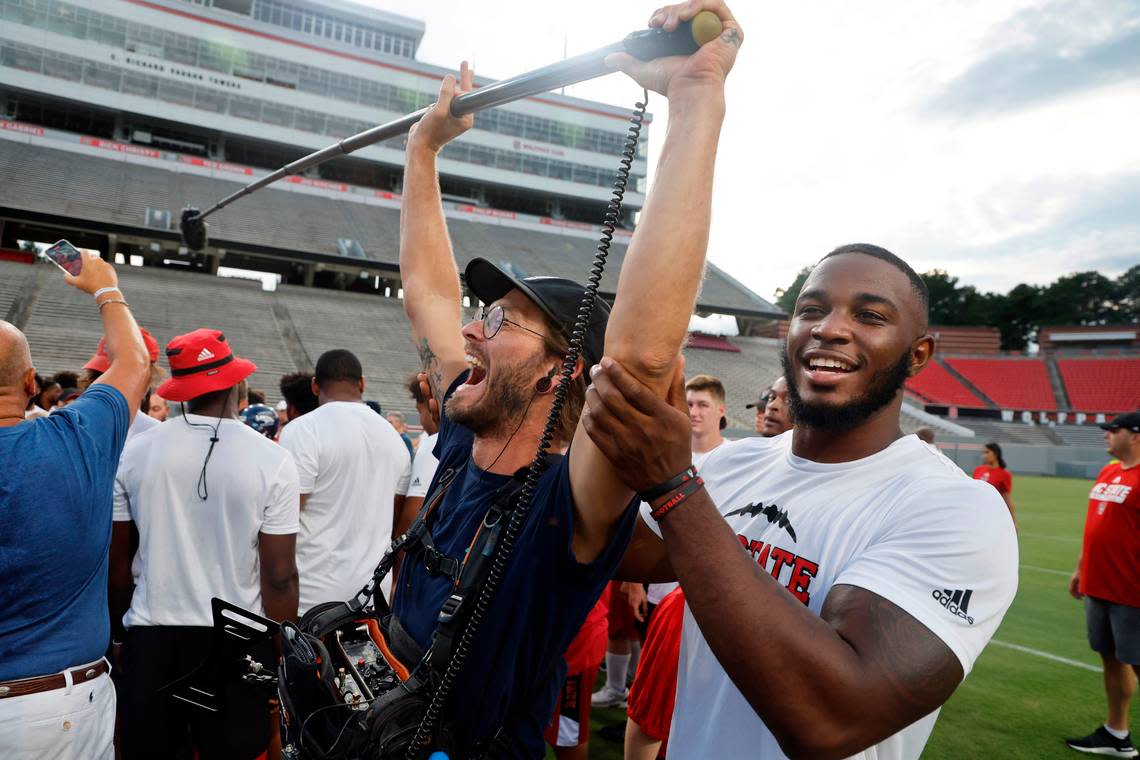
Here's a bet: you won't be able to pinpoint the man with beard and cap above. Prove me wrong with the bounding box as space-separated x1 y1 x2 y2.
391 2 742 755
580 243 1019 759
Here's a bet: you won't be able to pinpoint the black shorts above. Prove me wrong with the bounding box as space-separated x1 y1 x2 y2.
1085 596 1140 665
117 625 274 760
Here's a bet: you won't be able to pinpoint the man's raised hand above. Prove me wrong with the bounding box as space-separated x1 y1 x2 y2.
605 0 742 102
65 250 119 296
408 61 474 154
582 356 692 494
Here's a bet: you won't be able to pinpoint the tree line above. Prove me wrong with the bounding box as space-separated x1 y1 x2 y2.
773 264 1140 350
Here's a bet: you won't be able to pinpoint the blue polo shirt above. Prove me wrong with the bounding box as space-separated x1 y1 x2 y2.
392 375 638 757
0 384 129 680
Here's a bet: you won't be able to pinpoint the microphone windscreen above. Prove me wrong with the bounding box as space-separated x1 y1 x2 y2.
180 208 209 251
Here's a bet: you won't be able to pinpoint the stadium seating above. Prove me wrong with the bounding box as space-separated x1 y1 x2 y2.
0 140 778 318
1053 424 1110 448
1057 358 1140 414
276 283 423 414
905 361 984 407
947 418 1061 446
682 336 783 430
945 358 1057 411
22 264 299 396
0 259 39 320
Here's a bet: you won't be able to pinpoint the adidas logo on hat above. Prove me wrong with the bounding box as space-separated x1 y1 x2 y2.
197 348 216 362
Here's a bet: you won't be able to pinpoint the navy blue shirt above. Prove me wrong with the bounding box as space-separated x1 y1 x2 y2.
0 385 130 680
392 374 638 757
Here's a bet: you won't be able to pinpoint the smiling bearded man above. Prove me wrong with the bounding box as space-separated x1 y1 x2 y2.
580 242 1019 760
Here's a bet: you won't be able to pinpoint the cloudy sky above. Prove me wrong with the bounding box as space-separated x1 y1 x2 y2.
359 0 1140 304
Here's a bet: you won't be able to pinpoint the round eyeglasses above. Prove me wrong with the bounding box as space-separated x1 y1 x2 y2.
475 304 549 341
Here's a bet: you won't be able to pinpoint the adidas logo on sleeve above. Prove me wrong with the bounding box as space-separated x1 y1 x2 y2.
932 588 975 625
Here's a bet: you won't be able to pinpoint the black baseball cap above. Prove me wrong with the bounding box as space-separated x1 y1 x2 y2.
745 392 769 410
1099 411 1140 433
464 258 611 368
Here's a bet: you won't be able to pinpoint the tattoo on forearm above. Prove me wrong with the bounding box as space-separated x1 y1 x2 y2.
722 28 741 48
417 337 443 401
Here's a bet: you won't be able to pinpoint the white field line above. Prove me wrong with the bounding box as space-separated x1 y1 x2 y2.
989 639 1102 673
1020 532 1081 543
1020 564 1072 577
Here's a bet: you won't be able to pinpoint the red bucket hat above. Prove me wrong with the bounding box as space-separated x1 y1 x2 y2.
156 329 257 403
83 327 160 372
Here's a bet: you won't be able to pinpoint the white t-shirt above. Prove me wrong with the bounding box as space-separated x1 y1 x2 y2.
642 432 1018 760
647 442 724 605
113 415 300 628
279 401 412 611
126 405 159 441
398 432 439 500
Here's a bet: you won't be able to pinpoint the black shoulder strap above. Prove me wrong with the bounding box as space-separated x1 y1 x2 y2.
422 453 563 675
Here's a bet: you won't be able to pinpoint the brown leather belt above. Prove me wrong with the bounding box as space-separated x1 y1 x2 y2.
0 659 109 699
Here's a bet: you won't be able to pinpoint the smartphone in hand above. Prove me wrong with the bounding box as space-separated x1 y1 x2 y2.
43 239 84 276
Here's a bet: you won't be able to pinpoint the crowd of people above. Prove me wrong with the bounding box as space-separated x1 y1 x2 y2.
1 2 1136 759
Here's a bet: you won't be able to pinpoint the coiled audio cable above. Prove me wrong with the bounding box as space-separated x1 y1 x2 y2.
405 90 649 760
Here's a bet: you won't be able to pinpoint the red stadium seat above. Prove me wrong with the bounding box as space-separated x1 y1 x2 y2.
945 358 1057 411
906 361 984 407
1057 358 1140 413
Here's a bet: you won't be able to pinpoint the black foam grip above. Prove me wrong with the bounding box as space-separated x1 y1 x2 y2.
622 16 715 61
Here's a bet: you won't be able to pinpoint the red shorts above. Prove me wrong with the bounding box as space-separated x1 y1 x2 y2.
545 598 608 748
627 588 685 742
544 664 602 747
606 581 639 640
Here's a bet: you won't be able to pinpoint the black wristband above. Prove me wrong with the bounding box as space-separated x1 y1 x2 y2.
638 465 698 503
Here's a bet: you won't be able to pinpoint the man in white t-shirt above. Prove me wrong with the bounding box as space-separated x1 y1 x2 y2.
394 373 441 537
583 244 1018 760
109 328 299 759
279 349 411 612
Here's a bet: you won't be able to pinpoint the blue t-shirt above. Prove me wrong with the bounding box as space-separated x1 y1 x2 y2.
0 384 130 680
392 375 638 757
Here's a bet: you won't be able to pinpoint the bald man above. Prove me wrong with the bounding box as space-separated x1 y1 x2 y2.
0 253 149 760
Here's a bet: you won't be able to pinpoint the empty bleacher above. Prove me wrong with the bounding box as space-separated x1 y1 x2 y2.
0 140 780 318
1053 425 1110 448
905 361 984 407
948 418 1060 446
945 358 1057 411
1057 358 1140 413
275 283 422 414
683 336 783 430
23 264 298 395
0 259 39 320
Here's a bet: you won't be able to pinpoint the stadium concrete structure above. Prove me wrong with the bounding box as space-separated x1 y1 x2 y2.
1 0 1135 450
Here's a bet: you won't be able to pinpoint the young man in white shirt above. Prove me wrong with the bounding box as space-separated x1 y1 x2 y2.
279 349 411 611
110 328 299 759
584 244 1019 760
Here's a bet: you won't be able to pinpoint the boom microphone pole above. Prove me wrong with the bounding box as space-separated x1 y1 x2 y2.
179 12 723 250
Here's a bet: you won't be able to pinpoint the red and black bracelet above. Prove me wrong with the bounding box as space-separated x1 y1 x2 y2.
637 465 699 503
643 469 705 522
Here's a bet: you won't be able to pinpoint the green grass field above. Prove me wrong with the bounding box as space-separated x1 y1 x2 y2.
561 475 1136 759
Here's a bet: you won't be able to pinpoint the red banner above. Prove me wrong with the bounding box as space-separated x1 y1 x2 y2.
456 205 517 220
178 156 252 175
80 136 160 158
0 120 44 137
286 176 347 192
